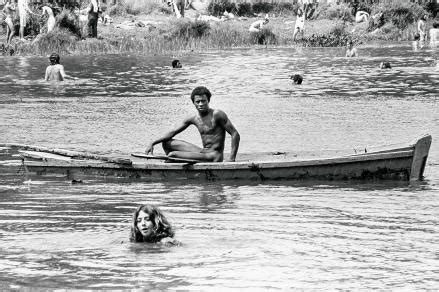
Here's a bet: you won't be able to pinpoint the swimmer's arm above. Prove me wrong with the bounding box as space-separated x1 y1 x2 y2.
59 65 77 80
145 117 192 154
217 110 240 162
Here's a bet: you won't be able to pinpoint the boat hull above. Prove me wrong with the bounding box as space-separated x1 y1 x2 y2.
18 135 432 182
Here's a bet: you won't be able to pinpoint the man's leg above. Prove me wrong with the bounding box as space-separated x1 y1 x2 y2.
162 139 202 154
87 18 93 37
162 139 218 161
93 19 98 37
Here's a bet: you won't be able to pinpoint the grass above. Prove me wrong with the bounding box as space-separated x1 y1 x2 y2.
4 0 433 56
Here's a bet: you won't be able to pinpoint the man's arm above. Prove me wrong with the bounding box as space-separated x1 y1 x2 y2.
217 110 240 162
145 117 192 154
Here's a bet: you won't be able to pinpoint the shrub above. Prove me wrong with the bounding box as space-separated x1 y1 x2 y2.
252 2 274 14
272 2 297 16
236 2 253 17
302 22 356 47
315 3 352 22
207 0 237 17
172 19 211 39
107 0 170 16
370 1 428 31
57 9 82 38
249 27 277 45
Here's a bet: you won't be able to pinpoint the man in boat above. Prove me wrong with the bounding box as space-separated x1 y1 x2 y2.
145 86 240 162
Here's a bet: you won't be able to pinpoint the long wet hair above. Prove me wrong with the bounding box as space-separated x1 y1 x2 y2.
129 204 175 243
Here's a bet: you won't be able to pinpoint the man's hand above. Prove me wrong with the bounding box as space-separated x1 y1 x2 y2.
224 157 235 162
145 143 154 155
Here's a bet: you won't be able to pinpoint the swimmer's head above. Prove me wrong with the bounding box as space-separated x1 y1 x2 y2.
191 86 211 103
290 74 303 84
379 61 391 69
130 204 174 243
49 53 60 65
172 59 182 68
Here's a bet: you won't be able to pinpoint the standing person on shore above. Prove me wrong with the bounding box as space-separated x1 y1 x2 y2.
345 41 358 57
293 8 305 41
418 14 427 43
2 0 16 45
41 5 56 33
17 0 34 39
429 22 439 46
87 0 101 38
145 86 240 162
130 204 180 246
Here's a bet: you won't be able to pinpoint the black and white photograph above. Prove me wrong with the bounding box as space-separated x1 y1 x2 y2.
0 0 438 289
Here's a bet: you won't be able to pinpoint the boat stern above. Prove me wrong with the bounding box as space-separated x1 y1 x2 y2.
410 134 432 181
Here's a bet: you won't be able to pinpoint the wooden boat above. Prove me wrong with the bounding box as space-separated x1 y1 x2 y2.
4 134 432 182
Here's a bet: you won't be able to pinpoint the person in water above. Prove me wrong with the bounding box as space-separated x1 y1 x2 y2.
290 74 303 84
44 53 75 81
172 59 182 68
345 41 358 57
130 204 180 245
2 0 16 45
145 86 240 162
379 61 391 69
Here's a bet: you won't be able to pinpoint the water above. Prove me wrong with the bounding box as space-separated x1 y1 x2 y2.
0 44 438 289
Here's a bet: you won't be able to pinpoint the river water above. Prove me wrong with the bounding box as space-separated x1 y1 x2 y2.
0 44 438 289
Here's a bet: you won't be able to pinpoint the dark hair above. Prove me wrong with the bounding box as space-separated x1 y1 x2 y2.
190 86 211 102
414 33 420 40
380 61 391 69
433 22 439 29
49 53 60 65
290 74 303 84
129 204 174 243
172 59 181 68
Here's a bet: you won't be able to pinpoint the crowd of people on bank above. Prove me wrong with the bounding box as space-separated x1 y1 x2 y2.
0 0 104 48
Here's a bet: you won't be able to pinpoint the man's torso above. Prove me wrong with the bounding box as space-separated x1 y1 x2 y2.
46 65 63 81
191 109 226 153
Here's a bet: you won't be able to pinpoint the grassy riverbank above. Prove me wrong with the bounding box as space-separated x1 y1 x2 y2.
0 0 435 56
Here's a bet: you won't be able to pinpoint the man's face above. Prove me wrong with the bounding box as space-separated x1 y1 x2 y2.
193 95 209 113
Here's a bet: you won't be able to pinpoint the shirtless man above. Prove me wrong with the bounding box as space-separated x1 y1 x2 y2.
355 10 369 23
249 17 269 32
2 0 16 45
345 41 358 57
45 53 75 82
418 14 427 43
145 86 240 162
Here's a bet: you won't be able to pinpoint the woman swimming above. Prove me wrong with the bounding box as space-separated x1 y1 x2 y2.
129 204 180 245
